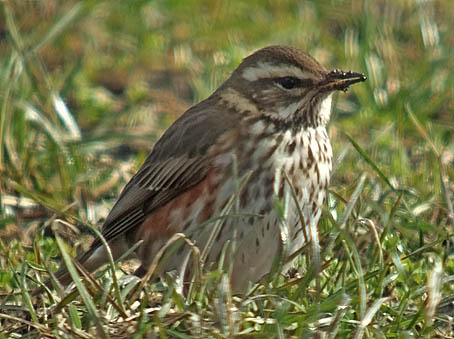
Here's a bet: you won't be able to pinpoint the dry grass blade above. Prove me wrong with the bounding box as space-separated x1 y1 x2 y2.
80 220 127 315
54 229 107 338
353 297 390 339
328 293 351 338
128 233 200 306
425 256 442 328
0 312 50 334
200 168 252 266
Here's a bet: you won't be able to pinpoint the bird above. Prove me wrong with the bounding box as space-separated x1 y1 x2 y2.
37 45 366 295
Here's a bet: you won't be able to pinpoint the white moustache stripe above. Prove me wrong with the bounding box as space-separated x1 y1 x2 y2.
319 95 333 123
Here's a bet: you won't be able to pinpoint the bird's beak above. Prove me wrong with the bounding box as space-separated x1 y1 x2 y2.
319 69 367 92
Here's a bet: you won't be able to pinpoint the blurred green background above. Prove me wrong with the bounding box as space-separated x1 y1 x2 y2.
1 0 453 337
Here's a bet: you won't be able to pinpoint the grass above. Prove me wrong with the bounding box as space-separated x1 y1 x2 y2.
1 0 453 337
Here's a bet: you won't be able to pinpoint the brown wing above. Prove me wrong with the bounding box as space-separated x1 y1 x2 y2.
88 95 236 251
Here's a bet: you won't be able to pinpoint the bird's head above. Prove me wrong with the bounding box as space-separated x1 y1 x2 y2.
218 45 366 129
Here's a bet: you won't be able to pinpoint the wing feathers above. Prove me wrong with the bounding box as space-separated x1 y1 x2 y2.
95 98 235 248
95 207 145 248
100 157 205 243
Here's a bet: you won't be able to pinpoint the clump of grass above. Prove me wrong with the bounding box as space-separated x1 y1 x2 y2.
1 0 453 337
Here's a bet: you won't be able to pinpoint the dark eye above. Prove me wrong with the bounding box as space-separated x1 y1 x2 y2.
277 77 298 89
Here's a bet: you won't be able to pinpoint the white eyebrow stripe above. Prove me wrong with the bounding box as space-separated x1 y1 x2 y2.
241 62 314 81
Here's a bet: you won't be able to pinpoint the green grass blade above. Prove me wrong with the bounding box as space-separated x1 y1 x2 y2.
345 133 397 193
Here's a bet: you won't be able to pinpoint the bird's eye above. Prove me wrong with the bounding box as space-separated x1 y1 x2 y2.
277 77 298 90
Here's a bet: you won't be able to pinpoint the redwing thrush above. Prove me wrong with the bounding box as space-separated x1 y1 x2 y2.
39 45 366 294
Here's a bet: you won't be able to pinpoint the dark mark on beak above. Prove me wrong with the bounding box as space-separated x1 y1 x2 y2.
320 69 367 92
